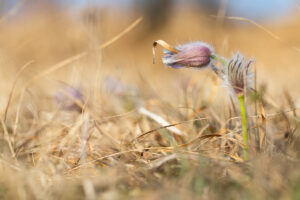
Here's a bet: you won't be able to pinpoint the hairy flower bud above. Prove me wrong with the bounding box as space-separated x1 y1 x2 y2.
222 53 254 96
162 42 214 69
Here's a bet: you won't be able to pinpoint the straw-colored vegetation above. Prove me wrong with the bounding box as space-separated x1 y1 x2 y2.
0 4 300 200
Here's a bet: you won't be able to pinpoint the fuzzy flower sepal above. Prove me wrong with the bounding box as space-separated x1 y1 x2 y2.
222 53 254 96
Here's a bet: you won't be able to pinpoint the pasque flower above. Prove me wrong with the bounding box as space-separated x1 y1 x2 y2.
153 40 254 160
220 52 254 160
222 53 254 96
153 40 214 69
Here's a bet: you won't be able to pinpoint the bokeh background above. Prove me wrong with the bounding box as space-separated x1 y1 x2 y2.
0 0 300 108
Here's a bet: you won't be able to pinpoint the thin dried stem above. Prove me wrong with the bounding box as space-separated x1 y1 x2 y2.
4 60 34 122
0 116 15 157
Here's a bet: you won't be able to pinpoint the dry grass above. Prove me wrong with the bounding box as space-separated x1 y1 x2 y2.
0 5 300 200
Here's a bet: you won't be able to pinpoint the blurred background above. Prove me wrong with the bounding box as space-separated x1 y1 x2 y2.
0 0 300 109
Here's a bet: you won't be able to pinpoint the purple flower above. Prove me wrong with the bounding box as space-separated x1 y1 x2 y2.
102 76 138 97
55 86 83 112
102 77 129 96
162 42 214 69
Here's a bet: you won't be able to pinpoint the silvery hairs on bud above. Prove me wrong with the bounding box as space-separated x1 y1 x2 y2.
222 52 254 96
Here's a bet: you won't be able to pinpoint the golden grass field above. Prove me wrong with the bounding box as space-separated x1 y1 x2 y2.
0 3 300 199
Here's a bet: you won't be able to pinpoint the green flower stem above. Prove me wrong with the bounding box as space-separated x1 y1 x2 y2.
211 53 249 161
210 54 227 66
238 94 248 161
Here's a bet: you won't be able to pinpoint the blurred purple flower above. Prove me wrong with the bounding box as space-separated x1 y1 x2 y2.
102 77 128 96
102 76 138 97
55 85 83 112
162 42 214 69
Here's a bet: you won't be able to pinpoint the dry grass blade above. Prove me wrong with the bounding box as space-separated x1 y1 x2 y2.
207 75 219 104
284 90 298 118
79 113 90 165
94 121 120 146
138 106 185 136
133 123 184 142
133 117 209 142
0 116 15 157
148 154 177 169
258 101 267 150
68 149 148 172
225 16 280 40
178 134 223 149
97 17 143 50
70 144 204 172
0 159 20 171
189 75 219 119
221 16 300 53
69 128 232 171
4 60 34 121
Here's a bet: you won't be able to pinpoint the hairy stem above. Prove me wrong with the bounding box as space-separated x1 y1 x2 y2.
212 53 249 160
238 94 248 160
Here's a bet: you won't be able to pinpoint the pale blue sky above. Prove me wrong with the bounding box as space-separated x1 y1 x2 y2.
1 0 299 23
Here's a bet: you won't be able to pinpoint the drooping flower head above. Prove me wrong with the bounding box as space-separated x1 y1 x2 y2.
222 53 254 96
153 40 214 69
